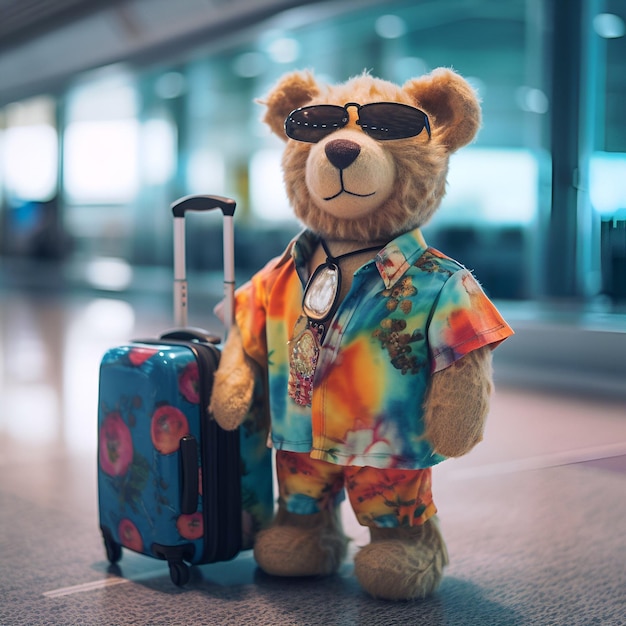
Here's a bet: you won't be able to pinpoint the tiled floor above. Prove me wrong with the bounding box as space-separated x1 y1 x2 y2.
1 287 625 625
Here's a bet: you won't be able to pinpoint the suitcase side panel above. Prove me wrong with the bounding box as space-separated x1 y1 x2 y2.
98 343 207 563
193 340 242 564
98 340 274 566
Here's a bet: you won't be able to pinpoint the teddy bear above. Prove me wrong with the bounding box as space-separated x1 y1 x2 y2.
209 68 513 601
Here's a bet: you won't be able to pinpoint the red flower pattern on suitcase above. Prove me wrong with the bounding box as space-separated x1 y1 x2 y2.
99 411 133 477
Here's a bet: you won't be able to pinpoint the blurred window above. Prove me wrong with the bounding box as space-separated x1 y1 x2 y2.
64 119 139 204
591 152 626 217
186 148 226 196
439 149 538 226
2 97 57 202
249 149 291 222
590 0 626 300
141 117 176 186
590 2 626 219
63 68 139 205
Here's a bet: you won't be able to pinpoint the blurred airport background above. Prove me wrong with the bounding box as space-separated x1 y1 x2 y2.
0 0 624 302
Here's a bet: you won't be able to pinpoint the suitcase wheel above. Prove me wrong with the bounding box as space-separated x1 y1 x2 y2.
101 526 122 564
168 560 190 586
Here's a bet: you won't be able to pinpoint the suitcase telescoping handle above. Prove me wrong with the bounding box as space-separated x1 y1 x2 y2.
170 194 236 333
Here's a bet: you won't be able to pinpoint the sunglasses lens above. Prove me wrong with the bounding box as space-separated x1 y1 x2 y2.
358 103 429 140
285 105 349 142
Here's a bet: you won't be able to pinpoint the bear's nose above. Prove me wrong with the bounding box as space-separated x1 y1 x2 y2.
324 139 361 170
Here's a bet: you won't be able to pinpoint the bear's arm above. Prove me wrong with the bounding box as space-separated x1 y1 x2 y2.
423 345 492 457
209 324 258 431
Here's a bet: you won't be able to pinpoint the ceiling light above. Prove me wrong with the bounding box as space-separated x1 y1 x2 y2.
593 13 625 39
375 15 407 39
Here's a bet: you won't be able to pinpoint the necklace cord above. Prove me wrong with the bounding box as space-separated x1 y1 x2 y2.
319 238 382 263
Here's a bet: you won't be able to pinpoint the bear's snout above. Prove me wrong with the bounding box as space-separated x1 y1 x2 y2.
304 130 396 222
325 139 361 170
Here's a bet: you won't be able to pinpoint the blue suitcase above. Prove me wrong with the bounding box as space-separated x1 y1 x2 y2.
97 195 273 585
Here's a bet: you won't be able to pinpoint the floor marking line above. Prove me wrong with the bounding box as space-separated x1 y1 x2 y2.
43 567 168 599
448 442 626 480
43 577 130 598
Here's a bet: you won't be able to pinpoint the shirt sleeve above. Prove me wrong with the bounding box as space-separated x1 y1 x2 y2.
234 276 267 368
234 245 293 368
428 269 514 372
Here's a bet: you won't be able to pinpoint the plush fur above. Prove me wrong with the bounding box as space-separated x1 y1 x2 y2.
254 506 347 577
210 68 495 601
208 325 256 431
354 518 449 601
424 345 493 457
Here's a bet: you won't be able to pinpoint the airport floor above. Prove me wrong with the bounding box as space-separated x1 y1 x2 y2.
1 285 625 625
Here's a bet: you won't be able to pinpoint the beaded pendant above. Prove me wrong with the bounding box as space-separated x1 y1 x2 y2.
288 321 322 407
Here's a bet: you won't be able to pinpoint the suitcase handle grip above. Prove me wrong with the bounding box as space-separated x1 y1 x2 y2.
179 435 199 515
171 194 236 218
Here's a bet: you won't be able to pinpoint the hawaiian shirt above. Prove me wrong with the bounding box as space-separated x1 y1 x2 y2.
234 227 514 471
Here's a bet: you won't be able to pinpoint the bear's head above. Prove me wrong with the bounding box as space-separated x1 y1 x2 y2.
260 69 481 242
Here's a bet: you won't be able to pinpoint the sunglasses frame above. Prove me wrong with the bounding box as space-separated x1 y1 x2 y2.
284 101 431 143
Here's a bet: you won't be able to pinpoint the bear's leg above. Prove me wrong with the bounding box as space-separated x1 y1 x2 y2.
353 518 449 600
254 505 347 577
253 451 347 577
347 466 448 600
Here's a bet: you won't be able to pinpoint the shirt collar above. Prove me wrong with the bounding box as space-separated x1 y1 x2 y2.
375 228 428 289
292 230 319 271
292 227 428 290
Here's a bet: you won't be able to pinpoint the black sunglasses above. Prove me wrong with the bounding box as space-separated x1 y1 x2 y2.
285 101 431 143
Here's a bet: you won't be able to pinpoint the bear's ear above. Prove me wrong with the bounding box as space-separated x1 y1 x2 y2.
403 68 481 153
259 70 321 140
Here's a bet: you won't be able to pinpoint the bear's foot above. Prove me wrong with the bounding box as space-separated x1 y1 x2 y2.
353 517 449 601
254 507 347 577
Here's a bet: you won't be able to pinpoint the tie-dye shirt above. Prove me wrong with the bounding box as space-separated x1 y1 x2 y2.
234 228 513 470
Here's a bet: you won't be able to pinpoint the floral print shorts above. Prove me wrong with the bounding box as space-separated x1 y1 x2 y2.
276 451 436 528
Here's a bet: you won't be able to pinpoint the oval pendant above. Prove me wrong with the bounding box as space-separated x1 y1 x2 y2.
302 262 341 321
